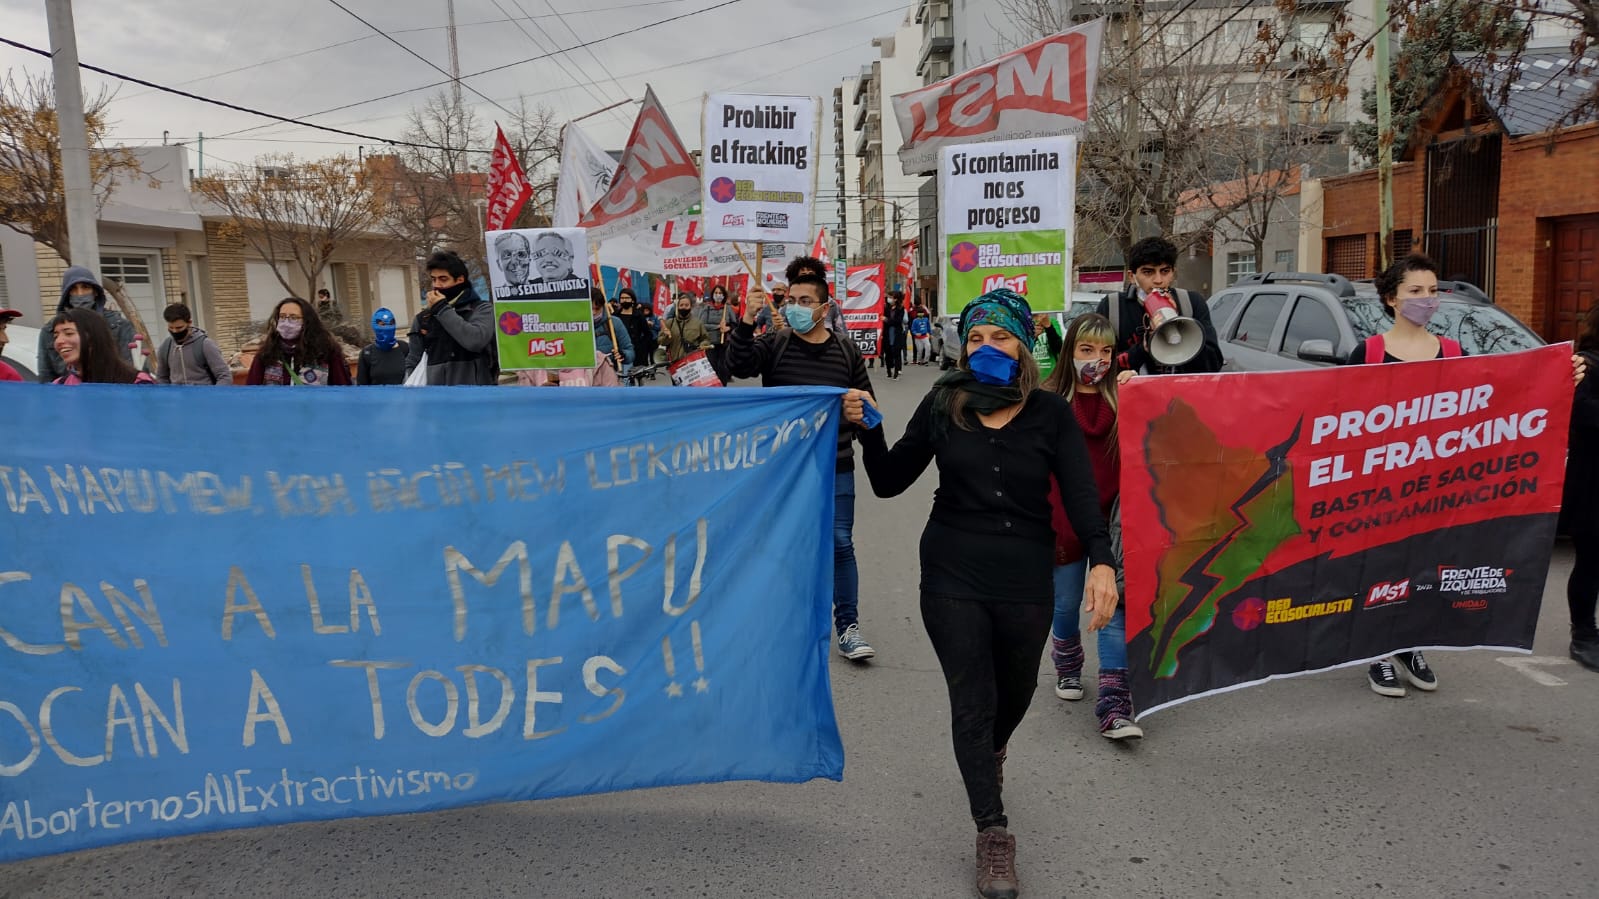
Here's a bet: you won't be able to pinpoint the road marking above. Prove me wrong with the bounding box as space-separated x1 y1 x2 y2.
1496 656 1574 686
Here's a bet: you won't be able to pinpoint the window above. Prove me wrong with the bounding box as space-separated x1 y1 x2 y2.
1162 22 1193 50
1208 291 1244 331
1230 293 1287 350
1296 22 1330 50
1275 249 1296 271
1223 19 1262 45
1224 83 1257 108
1326 235 1366 279
1226 251 1258 285
1393 229 1413 258
1280 297 1340 358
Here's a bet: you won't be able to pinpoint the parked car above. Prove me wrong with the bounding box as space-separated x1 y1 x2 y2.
936 292 1105 369
2 322 43 381
1209 272 1543 372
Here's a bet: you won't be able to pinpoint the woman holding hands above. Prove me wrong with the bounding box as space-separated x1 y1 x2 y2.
844 289 1117 899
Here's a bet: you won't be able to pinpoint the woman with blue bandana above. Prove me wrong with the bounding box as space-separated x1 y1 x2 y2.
845 288 1118 899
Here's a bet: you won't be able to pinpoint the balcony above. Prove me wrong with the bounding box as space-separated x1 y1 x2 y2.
916 0 949 26
918 14 953 75
854 97 879 132
852 67 872 104
855 126 881 158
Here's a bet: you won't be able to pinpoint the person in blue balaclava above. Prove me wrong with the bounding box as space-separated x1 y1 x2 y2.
357 307 410 385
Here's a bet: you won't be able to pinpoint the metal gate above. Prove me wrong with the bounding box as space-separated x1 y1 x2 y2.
1423 133 1500 292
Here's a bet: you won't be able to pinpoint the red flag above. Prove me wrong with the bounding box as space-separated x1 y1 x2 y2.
653 280 671 317
896 239 918 282
810 228 828 261
485 125 533 231
578 86 700 240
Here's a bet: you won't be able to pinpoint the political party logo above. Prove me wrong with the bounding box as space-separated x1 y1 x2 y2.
950 241 979 272
982 274 1030 293
1232 597 1267 631
709 177 737 204
525 338 569 358
499 310 525 335
1363 579 1411 609
1438 565 1510 599
1262 597 1354 625
721 213 746 228
756 211 789 229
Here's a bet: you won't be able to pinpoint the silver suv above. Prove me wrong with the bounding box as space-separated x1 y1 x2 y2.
1209 272 1543 371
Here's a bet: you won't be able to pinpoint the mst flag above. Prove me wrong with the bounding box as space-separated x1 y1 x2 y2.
1118 347 1575 718
579 86 701 241
485 125 533 231
891 19 1103 175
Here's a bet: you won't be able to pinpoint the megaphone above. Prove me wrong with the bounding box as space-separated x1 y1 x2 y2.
1143 289 1204 367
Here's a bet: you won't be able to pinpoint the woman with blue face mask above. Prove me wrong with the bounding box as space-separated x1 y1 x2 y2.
844 288 1118 899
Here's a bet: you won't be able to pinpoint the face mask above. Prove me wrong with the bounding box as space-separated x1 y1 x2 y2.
968 344 1020 386
374 326 397 350
1399 295 1441 327
439 281 468 301
277 319 303 341
67 293 97 310
1076 358 1110 386
784 303 818 333
169 329 190 344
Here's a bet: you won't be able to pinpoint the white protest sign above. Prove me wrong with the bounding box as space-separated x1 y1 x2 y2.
701 93 820 244
938 135 1076 315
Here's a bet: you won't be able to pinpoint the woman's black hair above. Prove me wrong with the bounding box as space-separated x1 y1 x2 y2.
1374 252 1440 317
257 297 336 370
49 307 140 383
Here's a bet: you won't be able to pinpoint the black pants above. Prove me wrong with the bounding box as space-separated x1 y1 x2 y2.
1566 459 1598 640
884 339 904 376
921 592 1053 831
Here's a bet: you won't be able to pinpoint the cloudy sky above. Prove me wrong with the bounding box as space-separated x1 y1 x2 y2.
1 0 922 229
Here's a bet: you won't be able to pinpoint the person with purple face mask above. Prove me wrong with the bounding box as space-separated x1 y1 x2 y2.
246 297 351 386
1345 253 1585 698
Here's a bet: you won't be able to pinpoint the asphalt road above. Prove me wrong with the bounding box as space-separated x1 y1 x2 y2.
5 359 1597 898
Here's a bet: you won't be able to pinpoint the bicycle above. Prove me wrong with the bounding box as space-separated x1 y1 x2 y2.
624 362 666 386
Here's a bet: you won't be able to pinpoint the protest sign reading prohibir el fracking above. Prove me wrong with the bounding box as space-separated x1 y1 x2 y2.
0 386 847 862
702 94 819 245
1118 347 1574 718
939 135 1075 315
486 227 597 372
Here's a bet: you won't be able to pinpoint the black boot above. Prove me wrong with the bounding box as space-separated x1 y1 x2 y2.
1572 636 1599 672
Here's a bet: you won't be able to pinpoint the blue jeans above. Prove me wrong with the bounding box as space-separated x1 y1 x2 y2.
834 469 859 634
1051 562 1127 669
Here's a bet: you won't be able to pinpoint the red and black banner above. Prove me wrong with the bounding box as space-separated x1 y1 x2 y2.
1119 345 1575 717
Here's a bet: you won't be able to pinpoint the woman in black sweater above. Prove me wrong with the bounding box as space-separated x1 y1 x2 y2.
1568 305 1599 672
844 289 1117 899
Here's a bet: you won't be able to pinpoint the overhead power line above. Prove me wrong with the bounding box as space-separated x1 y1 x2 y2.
321 0 518 118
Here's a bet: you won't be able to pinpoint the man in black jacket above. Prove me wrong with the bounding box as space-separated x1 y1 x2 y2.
1094 236 1223 381
405 250 496 385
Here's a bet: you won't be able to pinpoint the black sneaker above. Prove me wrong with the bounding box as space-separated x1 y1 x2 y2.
1394 651 1438 691
1054 675 1084 701
1368 660 1406 697
1570 637 1599 672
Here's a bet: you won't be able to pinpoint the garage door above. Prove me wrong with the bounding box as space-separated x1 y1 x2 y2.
378 266 416 324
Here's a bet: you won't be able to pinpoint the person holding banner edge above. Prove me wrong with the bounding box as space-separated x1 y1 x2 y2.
1567 305 1599 672
844 288 1116 899
1348 253 1589 695
733 276 879 662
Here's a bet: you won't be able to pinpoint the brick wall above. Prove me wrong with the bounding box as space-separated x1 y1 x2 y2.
32 244 69 318
1319 162 1425 279
1495 123 1599 334
204 221 254 353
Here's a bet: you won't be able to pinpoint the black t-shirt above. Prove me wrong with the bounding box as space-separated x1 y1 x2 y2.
358 340 411 385
1343 337 1465 366
860 389 1112 603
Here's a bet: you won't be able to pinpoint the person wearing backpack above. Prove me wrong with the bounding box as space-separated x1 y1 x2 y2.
155 303 229 385
729 275 879 662
1095 236 1223 381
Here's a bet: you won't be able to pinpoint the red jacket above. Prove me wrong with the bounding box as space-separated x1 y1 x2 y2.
1049 390 1119 565
0 360 21 382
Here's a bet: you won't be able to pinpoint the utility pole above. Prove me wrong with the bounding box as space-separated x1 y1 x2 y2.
1374 0 1395 270
446 0 462 108
44 0 100 274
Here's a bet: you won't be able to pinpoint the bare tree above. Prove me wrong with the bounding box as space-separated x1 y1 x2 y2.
381 91 561 283
194 152 386 312
998 1 1347 262
0 71 154 341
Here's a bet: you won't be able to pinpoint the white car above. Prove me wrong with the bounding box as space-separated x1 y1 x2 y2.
2 322 43 381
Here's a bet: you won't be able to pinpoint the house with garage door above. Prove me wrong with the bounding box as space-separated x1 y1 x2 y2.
1317 48 1599 343
0 145 420 356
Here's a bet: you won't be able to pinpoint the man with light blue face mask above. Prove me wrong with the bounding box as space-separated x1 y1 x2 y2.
357 307 410 385
729 274 880 662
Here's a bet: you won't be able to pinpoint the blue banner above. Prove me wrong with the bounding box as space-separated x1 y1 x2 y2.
0 386 845 862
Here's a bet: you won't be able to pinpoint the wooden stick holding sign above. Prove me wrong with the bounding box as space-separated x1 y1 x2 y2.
731 242 758 279
591 245 625 375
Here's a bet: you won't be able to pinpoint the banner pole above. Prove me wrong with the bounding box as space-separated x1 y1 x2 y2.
593 245 624 376
731 242 758 279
